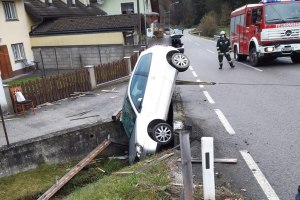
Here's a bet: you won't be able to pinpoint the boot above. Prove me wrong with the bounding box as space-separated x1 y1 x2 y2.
219 64 222 69
230 63 235 68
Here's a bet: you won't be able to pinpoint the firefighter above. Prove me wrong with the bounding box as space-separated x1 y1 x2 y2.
216 31 235 69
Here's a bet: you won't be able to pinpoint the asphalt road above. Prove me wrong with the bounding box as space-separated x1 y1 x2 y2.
177 31 300 200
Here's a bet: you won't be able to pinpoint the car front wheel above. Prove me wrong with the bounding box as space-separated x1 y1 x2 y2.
151 123 174 145
171 53 190 72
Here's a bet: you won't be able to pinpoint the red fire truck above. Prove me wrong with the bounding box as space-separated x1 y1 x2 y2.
230 0 300 66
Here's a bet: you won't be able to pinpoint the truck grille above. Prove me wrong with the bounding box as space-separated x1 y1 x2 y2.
261 28 300 41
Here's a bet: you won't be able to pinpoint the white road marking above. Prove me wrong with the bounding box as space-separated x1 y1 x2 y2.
192 71 198 78
203 91 215 104
240 150 280 200
237 61 263 72
196 79 204 88
214 109 235 135
189 66 194 71
207 49 216 54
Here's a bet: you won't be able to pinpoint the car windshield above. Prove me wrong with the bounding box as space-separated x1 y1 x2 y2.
265 3 300 23
129 53 152 112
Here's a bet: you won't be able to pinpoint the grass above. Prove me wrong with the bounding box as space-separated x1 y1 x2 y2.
65 156 171 200
0 150 245 200
0 158 128 200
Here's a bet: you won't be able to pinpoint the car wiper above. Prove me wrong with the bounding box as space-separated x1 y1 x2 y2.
285 17 300 22
267 18 286 23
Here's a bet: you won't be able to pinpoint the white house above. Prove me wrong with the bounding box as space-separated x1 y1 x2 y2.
0 0 34 80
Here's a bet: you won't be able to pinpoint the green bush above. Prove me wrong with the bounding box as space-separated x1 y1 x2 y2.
199 11 218 37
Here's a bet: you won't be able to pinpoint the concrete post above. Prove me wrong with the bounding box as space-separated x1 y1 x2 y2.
0 75 8 113
201 137 215 200
84 65 96 90
124 57 132 75
3 85 14 114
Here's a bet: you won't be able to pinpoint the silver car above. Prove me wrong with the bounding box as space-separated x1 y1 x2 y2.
121 45 190 164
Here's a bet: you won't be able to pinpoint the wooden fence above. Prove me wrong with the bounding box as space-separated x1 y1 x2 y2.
12 69 90 107
95 59 128 85
9 51 140 107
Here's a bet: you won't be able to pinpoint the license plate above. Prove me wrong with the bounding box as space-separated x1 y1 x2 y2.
282 47 292 51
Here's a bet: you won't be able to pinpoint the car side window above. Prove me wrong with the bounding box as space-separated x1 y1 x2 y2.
130 53 152 112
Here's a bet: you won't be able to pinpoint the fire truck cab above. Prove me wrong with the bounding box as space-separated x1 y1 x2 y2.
230 0 300 66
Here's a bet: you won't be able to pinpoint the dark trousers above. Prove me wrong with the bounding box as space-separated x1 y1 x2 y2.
218 51 233 67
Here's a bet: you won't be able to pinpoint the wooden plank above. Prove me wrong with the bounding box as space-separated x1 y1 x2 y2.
179 130 193 200
38 139 111 200
177 158 237 164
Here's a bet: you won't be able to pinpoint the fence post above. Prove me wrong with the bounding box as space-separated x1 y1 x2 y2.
124 57 132 75
201 137 215 200
179 129 194 200
84 65 96 90
133 50 140 57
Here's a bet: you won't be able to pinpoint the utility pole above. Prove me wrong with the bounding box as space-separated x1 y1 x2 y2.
169 1 179 28
137 0 142 44
0 104 9 146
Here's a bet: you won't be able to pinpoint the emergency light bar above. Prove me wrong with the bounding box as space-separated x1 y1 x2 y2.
261 0 295 3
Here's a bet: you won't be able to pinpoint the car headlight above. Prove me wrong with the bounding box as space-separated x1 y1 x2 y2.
136 144 143 157
264 47 274 52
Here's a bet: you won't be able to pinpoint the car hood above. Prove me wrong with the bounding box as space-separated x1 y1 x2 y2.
170 34 183 39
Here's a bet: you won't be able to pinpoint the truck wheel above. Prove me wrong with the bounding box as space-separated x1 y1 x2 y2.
234 48 247 61
249 47 260 66
291 54 300 63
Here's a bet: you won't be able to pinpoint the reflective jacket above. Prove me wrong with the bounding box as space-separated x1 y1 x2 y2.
216 37 231 53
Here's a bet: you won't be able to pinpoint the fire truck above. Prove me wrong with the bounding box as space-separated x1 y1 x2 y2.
230 0 300 66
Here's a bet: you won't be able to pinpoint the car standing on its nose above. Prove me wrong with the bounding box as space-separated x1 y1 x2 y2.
121 45 190 164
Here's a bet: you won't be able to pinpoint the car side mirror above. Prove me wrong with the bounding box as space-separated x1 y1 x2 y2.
255 21 262 32
138 98 143 109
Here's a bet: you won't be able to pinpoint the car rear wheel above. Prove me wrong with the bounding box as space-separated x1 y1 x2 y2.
171 53 190 72
151 123 174 145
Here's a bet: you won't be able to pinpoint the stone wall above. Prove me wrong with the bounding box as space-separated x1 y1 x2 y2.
0 121 128 178
32 45 141 70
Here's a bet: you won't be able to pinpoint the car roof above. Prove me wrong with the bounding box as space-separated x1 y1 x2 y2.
140 45 178 56
170 34 183 39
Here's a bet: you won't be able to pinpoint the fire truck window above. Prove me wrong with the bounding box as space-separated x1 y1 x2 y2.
240 14 245 26
246 11 251 27
252 9 257 24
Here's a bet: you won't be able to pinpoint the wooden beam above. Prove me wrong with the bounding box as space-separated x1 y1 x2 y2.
38 139 111 200
177 158 237 164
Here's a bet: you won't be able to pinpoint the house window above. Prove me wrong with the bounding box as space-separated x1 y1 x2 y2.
2 1 18 20
121 2 134 14
11 43 25 61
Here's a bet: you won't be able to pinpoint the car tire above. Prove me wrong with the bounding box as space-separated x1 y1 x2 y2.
170 53 190 72
291 54 300 63
151 123 174 145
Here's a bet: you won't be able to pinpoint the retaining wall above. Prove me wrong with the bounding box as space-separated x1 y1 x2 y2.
0 121 128 178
